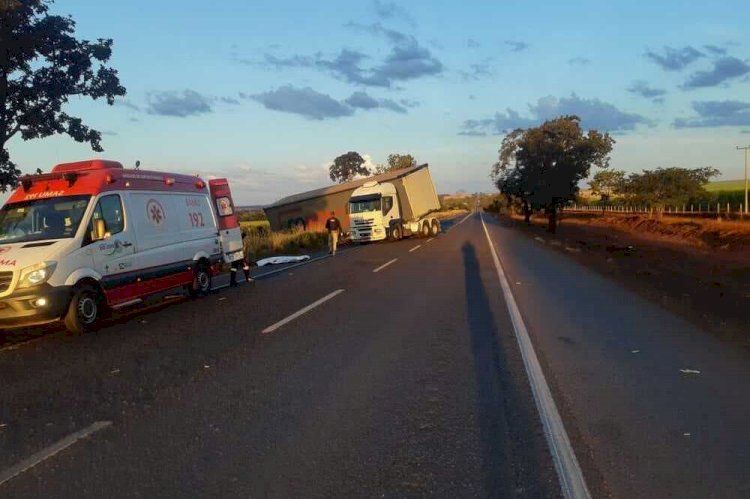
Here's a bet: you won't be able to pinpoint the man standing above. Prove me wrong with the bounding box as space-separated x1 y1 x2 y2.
325 211 342 256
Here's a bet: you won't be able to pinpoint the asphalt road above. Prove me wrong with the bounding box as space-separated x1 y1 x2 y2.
1 212 749 498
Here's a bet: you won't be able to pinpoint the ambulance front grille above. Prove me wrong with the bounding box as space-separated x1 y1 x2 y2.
0 271 12 293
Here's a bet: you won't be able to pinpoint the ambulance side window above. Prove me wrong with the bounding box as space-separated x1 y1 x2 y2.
89 195 124 241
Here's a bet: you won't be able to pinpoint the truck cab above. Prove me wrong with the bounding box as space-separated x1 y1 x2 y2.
348 181 399 242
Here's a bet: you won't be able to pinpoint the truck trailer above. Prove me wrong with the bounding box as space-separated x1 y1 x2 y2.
0 159 243 334
348 164 441 242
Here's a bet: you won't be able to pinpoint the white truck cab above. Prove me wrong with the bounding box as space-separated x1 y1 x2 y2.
348 165 441 243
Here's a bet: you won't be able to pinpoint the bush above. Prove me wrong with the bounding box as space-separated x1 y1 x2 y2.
243 228 328 262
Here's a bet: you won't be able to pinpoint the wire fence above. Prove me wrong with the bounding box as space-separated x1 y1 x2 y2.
566 203 749 221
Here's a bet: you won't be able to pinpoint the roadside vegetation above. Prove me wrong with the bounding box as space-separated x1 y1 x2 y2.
236 209 326 262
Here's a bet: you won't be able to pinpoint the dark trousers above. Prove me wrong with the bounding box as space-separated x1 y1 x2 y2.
230 259 251 285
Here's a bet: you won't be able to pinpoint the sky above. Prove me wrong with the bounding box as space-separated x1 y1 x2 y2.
6 0 750 205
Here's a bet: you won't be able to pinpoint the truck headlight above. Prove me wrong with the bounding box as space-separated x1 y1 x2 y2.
18 261 57 288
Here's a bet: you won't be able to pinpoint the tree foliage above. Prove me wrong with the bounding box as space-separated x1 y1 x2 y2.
623 167 719 212
374 153 416 174
329 151 369 183
0 0 126 190
492 115 614 231
589 169 626 202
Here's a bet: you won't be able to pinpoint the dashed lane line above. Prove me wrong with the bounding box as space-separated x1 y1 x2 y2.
261 289 345 334
0 421 112 487
408 244 422 253
373 258 398 273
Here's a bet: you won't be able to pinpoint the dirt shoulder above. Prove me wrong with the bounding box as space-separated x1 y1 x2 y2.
495 212 750 345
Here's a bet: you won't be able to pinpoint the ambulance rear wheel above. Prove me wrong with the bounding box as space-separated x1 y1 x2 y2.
189 262 212 297
64 284 103 335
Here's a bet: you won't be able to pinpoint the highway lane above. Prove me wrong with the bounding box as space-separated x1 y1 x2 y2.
0 212 560 497
482 213 750 498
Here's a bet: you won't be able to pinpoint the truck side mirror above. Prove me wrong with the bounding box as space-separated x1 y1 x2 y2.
92 218 107 241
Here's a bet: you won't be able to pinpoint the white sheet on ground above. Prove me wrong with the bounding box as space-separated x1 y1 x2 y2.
256 255 311 267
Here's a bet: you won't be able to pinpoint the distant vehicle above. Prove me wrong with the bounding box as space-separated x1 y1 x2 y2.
348 164 441 242
0 159 243 334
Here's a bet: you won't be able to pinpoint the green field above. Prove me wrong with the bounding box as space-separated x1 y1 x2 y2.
705 180 746 192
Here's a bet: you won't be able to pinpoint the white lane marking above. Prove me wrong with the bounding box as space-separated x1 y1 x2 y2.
456 212 473 225
409 244 422 253
480 213 591 499
0 421 112 487
373 258 398 273
262 289 345 334
426 238 434 243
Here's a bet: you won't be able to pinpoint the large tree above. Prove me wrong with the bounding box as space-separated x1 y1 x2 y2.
493 115 614 232
329 151 370 183
0 0 126 190
589 169 626 203
374 153 417 174
623 167 718 214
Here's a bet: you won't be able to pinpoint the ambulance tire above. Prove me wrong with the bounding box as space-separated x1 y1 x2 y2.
64 284 103 335
189 262 212 298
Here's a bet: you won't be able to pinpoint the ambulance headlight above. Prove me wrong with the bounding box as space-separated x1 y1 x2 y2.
18 261 57 288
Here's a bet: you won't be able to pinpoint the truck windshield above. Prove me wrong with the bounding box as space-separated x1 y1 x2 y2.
0 196 91 243
350 196 381 214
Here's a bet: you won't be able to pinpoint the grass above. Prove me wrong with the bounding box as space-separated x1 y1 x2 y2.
705 180 746 192
240 220 270 232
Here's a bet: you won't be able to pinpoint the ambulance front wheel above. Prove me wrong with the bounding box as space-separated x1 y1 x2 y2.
189 262 212 297
64 284 104 335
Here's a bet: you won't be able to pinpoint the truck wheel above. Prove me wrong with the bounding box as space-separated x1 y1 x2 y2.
64 284 103 334
189 263 212 297
390 225 401 241
430 220 440 236
421 222 430 237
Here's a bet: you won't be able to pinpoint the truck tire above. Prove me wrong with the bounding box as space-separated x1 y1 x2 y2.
188 262 212 297
430 219 440 236
64 284 104 334
390 225 401 241
421 221 430 237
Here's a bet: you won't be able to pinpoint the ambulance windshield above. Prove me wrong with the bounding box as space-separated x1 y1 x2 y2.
0 196 91 243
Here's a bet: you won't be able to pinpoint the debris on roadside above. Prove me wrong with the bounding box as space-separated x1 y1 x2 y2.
256 255 311 267
680 368 701 375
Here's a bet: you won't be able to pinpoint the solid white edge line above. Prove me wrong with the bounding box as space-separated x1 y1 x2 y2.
0 421 112 487
480 213 591 499
262 289 345 334
373 258 398 273
408 244 422 253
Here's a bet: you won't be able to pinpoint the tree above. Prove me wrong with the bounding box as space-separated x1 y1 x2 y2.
623 167 719 215
493 116 614 232
329 151 369 183
374 153 417 174
589 169 626 204
0 0 126 190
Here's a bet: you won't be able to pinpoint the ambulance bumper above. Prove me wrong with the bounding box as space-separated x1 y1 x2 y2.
0 284 71 329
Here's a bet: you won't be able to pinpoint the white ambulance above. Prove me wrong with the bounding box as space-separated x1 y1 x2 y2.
0 159 244 333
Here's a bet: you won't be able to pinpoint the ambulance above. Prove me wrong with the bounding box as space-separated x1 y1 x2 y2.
0 159 244 334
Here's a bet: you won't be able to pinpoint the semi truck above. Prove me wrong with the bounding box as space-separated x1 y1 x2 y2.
0 159 244 334
348 164 441 242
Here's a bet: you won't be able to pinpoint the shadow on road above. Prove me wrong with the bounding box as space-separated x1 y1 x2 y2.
462 241 516 495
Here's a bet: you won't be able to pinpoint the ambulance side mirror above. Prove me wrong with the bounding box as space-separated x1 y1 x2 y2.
92 219 107 241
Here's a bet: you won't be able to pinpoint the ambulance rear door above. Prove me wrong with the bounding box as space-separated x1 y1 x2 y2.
208 179 243 263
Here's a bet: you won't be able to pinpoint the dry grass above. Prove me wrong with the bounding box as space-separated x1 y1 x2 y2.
559 213 750 252
434 209 470 220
